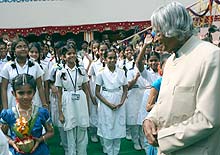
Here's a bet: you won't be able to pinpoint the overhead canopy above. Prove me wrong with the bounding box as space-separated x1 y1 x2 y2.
0 0 200 36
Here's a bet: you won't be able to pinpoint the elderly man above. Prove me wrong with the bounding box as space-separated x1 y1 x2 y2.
143 1 220 155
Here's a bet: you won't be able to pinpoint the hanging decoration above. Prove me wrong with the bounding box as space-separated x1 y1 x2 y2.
188 0 220 27
0 21 150 38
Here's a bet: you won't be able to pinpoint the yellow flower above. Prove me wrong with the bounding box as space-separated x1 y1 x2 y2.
16 117 29 136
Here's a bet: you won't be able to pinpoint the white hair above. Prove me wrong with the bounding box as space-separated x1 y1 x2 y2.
151 1 194 41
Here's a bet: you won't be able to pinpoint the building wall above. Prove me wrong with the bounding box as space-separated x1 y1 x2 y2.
0 0 194 28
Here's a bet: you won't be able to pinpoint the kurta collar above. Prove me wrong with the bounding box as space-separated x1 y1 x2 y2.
175 36 198 58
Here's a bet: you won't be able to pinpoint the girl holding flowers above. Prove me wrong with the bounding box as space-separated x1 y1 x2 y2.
0 74 54 155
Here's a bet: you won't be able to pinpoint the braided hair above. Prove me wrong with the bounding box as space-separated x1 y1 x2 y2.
10 38 34 69
61 44 84 80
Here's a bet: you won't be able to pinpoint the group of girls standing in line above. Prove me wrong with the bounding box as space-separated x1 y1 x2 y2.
0 35 167 155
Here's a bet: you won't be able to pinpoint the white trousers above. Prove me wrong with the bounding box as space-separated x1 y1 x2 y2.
66 127 88 155
103 138 121 155
129 125 145 146
58 127 68 155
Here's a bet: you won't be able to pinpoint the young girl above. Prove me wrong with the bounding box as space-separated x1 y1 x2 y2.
88 42 107 143
0 38 47 109
95 49 128 155
136 34 161 154
0 74 54 155
118 44 135 77
28 42 50 107
48 41 68 154
55 44 90 155
145 53 170 155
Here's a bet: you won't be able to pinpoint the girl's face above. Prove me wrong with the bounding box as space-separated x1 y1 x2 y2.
0 44 7 59
119 50 124 59
15 41 29 58
92 43 99 55
124 46 133 61
14 84 35 106
29 46 40 61
105 51 117 68
148 55 159 71
65 49 77 64
99 44 108 58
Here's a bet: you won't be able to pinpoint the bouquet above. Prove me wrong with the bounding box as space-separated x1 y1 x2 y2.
12 106 38 153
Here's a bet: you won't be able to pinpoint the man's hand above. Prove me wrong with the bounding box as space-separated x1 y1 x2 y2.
143 119 159 146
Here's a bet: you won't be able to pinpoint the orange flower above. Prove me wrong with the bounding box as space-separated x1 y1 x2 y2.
15 117 29 136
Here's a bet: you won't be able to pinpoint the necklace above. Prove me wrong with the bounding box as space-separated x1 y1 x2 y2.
16 105 32 120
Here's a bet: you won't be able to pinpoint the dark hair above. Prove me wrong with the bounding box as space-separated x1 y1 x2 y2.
12 74 36 92
10 38 29 61
103 48 117 68
92 40 100 60
147 51 160 62
29 42 42 64
54 41 66 63
0 39 7 47
10 38 34 69
61 44 84 77
146 51 160 70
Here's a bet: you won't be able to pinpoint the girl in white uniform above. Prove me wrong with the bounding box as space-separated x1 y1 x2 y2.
118 45 135 140
0 38 47 109
28 42 50 107
95 49 128 155
88 42 107 143
55 44 90 155
126 65 150 150
48 41 68 155
136 37 161 154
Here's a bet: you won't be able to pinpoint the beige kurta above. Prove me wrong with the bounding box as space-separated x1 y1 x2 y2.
147 36 220 155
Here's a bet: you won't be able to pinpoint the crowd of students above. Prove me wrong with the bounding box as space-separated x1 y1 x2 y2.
0 31 170 155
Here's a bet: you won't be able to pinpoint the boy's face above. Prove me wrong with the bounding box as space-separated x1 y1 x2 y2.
14 85 35 106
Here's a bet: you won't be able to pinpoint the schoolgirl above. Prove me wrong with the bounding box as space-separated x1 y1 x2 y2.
95 49 128 155
87 41 107 143
118 44 135 77
136 35 161 154
55 44 90 155
119 44 135 140
136 51 161 125
28 42 50 107
0 38 47 109
0 40 8 110
125 56 149 150
48 41 68 154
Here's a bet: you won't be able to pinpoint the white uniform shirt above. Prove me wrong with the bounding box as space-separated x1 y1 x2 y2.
55 66 89 91
0 57 8 83
88 59 104 77
117 58 134 71
96 66 127 90
0 59 44 83
140 67 160 85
